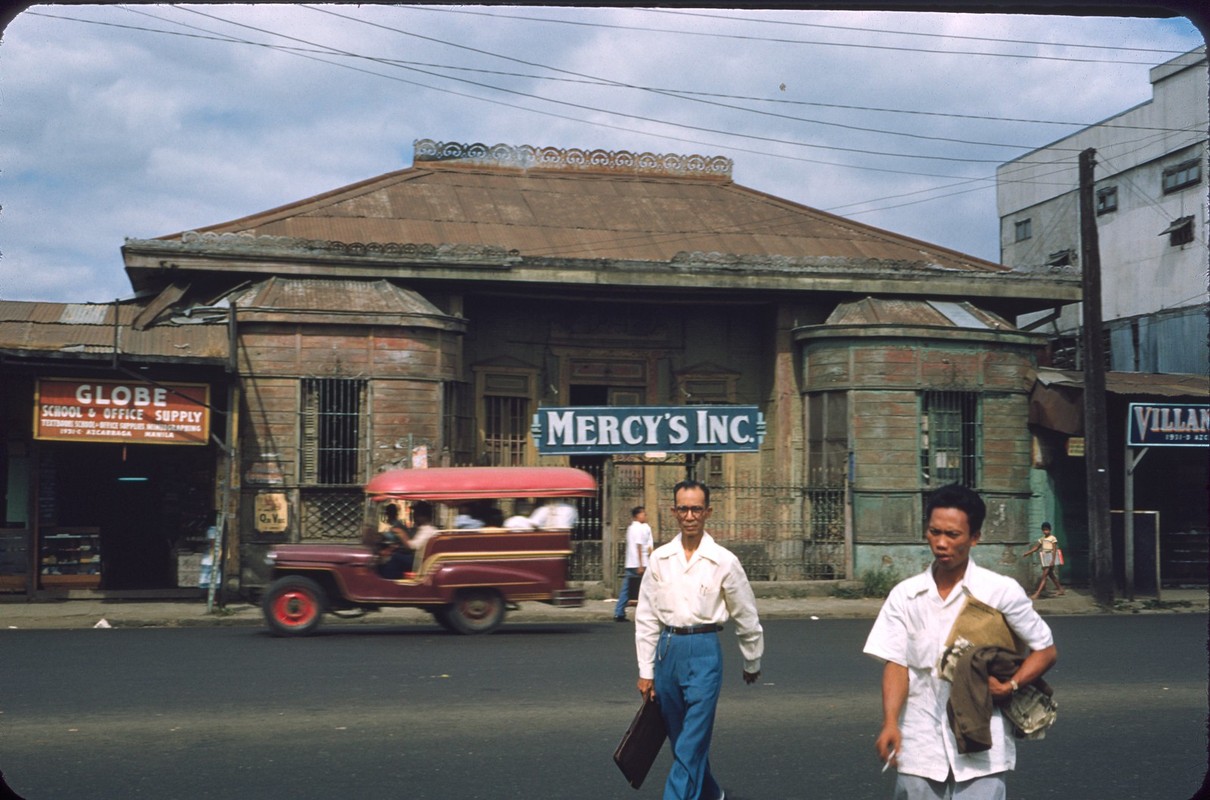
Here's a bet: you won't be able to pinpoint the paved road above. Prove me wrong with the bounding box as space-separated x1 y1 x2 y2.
0 616 1205 799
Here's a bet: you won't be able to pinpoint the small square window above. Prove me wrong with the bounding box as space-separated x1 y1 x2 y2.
1162 159 1202 194
1159 216 1195 247
1014 219 1032 242
1095 186 1118 215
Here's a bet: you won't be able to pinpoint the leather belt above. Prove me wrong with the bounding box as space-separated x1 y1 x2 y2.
665 624 722 636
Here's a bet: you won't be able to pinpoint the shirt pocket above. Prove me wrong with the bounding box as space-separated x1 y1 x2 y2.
904 625 936 671
694 579 721 620
649 570 676 618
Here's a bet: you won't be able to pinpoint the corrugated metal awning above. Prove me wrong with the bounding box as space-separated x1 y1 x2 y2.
1029 368 1210 436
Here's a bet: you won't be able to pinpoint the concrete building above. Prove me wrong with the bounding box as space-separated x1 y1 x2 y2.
997 46 1207 374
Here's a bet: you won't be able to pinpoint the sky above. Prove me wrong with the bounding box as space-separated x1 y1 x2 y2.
0 4 1204 304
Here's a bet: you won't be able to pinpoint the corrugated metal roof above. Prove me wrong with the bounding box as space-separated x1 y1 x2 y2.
166 149 1010 274
1034 367 1210 398
228 277 466 331
824 297 1018 330
0 300 228 362
232 277 443 315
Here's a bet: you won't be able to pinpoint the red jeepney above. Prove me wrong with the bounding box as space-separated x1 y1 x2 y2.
261 466 595 636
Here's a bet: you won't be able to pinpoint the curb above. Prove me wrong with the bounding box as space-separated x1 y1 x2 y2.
2 587 1205 630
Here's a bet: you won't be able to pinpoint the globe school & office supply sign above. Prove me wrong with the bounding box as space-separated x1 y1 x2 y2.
1127 403 1209 447
532 406 765 455
34 378 211 446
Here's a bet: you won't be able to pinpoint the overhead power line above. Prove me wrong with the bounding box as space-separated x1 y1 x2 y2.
396 4 1195 65
22 6 1203 226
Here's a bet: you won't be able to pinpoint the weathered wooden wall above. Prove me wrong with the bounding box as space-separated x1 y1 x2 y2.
802 332 1040 581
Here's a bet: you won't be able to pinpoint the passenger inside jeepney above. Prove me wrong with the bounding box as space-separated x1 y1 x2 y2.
503 501 536 530
377 503 413 579
453 502 485 529
405 502 439 567
376 501 439 579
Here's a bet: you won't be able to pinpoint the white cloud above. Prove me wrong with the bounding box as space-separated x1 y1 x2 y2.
0 4 1203 301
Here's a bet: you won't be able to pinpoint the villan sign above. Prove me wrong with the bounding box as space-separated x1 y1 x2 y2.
1127 403 1209 447
532 405 765 455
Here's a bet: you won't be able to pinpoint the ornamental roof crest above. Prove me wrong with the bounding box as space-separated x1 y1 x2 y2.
413 139 732 179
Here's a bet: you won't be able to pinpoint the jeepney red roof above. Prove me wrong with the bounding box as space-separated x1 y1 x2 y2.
365 466 597 501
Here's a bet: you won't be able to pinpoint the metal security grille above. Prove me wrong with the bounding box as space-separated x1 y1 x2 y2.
650 475 846 581
300 378 365 485
299 489 363 541
920 391 979 488
565 459 605 580
570 540 603 583
483 395 529 466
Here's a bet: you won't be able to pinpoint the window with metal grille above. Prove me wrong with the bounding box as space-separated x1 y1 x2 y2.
920 391 978 488
807 391 848 487
483 395 529 466
300 378 365 485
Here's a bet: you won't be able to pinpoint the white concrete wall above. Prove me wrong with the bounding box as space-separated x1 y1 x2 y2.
999 48 1208 341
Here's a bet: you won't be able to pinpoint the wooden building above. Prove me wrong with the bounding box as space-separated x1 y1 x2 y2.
4 140 1082 597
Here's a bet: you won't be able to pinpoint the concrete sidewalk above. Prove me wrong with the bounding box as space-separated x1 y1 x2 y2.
1 585 1205 631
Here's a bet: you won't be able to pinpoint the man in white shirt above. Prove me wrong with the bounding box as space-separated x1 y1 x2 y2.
502 500 536 531
529 498 579 530
635 480 764 800
613 505 652 622
863 484 1058 800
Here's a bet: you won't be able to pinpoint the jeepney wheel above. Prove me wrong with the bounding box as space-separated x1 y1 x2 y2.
263 576 326 637
445 589 506 635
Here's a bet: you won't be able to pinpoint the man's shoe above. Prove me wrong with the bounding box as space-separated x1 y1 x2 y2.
614 615 627 622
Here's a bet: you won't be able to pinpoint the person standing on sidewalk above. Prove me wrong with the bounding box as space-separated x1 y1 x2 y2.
1021 522 1064 600
864 483 1058 800
635 480 764 800
614 506 653 622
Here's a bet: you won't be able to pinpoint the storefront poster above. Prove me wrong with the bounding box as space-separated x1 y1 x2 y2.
254 493 289 533
34 378 211 446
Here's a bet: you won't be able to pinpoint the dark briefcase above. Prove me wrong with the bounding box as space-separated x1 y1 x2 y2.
613 695 667 789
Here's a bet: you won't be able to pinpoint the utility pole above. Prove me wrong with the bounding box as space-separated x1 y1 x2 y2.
1079 148 1114 606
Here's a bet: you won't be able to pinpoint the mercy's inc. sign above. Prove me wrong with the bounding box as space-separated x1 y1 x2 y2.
34 378 211 446
532 405 764 455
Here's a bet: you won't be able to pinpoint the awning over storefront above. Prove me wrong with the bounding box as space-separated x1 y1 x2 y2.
1028 368 1210 435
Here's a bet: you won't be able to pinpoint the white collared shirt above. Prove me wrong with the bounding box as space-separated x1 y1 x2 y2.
863 558 1055 783
635 532 764 680
623 520 653 569
529 501 578 530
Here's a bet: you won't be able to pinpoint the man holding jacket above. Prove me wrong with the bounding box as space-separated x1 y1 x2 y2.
863 484 1057 799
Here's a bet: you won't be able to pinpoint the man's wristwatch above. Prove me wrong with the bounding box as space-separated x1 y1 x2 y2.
1009 679 1020 692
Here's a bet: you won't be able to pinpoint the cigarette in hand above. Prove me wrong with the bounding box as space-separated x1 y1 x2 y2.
882 749 897 773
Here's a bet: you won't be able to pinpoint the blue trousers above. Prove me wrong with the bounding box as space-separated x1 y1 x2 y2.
614 569 641 618
655 629 723 800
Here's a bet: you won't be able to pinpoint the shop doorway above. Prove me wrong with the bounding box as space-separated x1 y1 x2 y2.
38 443 215 592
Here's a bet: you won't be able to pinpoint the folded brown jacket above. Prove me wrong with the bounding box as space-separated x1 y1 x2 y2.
947 646 1053 754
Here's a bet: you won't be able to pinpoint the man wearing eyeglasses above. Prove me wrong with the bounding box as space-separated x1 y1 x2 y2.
635 480 764 800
